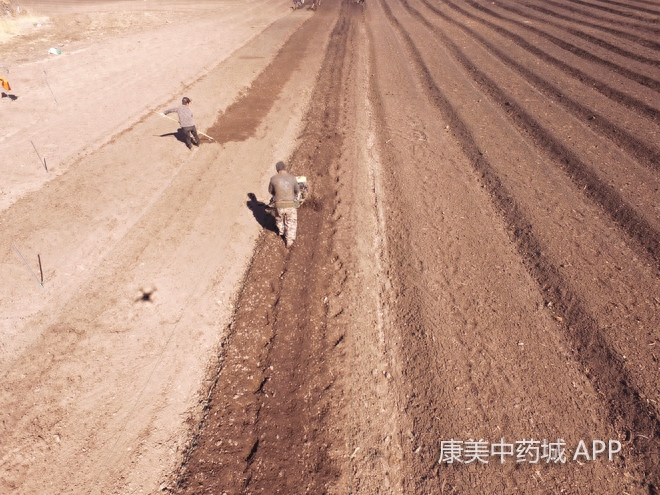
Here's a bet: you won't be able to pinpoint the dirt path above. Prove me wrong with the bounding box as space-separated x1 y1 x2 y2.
2 0 659 493
1 1 325 493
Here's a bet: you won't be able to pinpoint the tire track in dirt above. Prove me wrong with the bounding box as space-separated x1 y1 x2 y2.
378 0 660 490
523 0 660 44
416 0 660 171
341 5 409 492
175 2 357 493
401 0 660 271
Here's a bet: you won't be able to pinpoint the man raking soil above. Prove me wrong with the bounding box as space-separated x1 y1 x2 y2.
156 96 215 148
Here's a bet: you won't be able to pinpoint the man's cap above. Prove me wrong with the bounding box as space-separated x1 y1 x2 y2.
182 97 191 105
276 161 287 172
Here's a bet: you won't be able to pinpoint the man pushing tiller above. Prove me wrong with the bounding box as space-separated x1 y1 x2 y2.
268 162 309 248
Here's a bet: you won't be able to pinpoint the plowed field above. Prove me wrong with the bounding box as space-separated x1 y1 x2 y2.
1 0 659 493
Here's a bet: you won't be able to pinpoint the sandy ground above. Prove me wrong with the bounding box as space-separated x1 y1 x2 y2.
2 0 660 494
1 1 319 493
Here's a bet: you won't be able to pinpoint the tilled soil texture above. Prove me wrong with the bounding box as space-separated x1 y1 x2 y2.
1 1 329 493
2 0 660 493
366 0 660 492
178 0 659 493
175 2 354 493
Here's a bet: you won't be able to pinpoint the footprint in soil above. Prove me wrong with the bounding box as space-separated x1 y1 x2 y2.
247 193 277 232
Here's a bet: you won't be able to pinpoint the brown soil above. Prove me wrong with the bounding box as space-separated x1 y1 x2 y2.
1 0 659 494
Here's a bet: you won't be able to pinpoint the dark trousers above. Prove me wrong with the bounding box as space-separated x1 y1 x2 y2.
180 126 199 147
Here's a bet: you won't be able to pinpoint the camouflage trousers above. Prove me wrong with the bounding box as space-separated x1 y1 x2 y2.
275 207 297 245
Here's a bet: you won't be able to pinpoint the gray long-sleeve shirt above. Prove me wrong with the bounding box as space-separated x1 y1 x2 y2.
164 105 195 127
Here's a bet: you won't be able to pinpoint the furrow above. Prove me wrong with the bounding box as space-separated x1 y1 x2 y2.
464 0 660 91
404 0 660 269
379 0 660 487
569 0 660 20
596 0 660 14
491 0 660 68
420 0 660 172
522 0 660 43
442 0 660 102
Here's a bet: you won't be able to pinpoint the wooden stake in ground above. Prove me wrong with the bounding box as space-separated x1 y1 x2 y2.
152 111 216 142
43 70 58 105
38 254 44 286
12 244 44 288
30 140 48 172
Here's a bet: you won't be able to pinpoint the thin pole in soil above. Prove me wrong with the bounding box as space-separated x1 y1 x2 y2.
12 244 44 288
43 69 58 105
38 254 44 286
30 140 47 172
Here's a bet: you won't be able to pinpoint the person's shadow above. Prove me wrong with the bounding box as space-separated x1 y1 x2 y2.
247 193 277 232
159 129 187 145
